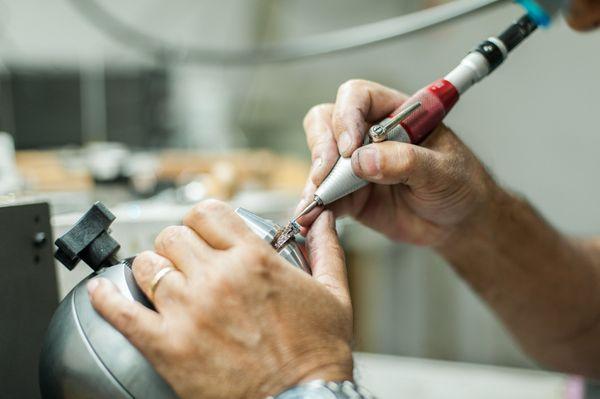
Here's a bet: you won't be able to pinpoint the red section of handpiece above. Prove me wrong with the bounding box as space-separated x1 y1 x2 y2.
399 79 459 144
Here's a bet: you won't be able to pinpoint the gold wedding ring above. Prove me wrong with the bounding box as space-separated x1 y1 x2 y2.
149 266 175 301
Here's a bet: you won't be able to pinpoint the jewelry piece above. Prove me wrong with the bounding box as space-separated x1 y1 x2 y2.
271 221 301 251
149 266 175 301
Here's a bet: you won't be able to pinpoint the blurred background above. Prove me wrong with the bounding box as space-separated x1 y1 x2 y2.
0 0 599 397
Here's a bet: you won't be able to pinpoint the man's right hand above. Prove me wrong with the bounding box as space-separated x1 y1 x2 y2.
298 79 499 247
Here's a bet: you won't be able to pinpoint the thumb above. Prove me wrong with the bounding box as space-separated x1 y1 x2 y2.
350 141 441 188
306 211 350 307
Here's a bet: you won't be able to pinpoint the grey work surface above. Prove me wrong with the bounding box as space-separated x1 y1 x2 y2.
354 352 583 399
0 202 58 399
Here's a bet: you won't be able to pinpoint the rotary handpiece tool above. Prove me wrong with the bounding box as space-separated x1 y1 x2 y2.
274 12 543 249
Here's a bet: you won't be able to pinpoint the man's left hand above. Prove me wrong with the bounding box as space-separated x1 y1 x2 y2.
87 200 353 399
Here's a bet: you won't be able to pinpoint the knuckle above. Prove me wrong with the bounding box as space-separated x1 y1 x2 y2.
398 145 418 174
248 245 271 266
185 199 230 225
303 103 331 130
190 199 224 218
199 198 229 212
132 251 156 277
312 137 335 158
246 246 283 280
133 250 159 267
132 253 180 296
338 79 366 94
155 225 185 252
184 204 207 227
134 250 155 264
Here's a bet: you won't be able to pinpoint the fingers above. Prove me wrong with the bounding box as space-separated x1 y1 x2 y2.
350 140 442 189
298 81 407 220
183 199 256 250
565 0 600 31
293 196 324 225
303 103 338 186
154 225 213 275
88 277 163 351
332 79 407 157
349 123 457 189
132 251 187 308
306 211 350 307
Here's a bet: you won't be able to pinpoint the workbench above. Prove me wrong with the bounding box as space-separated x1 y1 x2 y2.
355 352 584 399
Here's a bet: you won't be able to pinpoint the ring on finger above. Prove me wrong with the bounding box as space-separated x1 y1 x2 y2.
149 266 176 301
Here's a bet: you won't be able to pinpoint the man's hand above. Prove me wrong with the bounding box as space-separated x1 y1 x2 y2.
87 200 353 399
299 79 497 246
565 0 600 31
298 80 600 378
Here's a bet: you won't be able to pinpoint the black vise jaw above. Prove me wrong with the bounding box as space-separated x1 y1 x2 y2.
54 202 121 272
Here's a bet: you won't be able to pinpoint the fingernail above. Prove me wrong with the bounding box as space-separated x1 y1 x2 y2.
87 278 101 295
338 132 352 156
356 148 380 177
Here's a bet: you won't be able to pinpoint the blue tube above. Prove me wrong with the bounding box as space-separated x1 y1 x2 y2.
516 0 554 27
